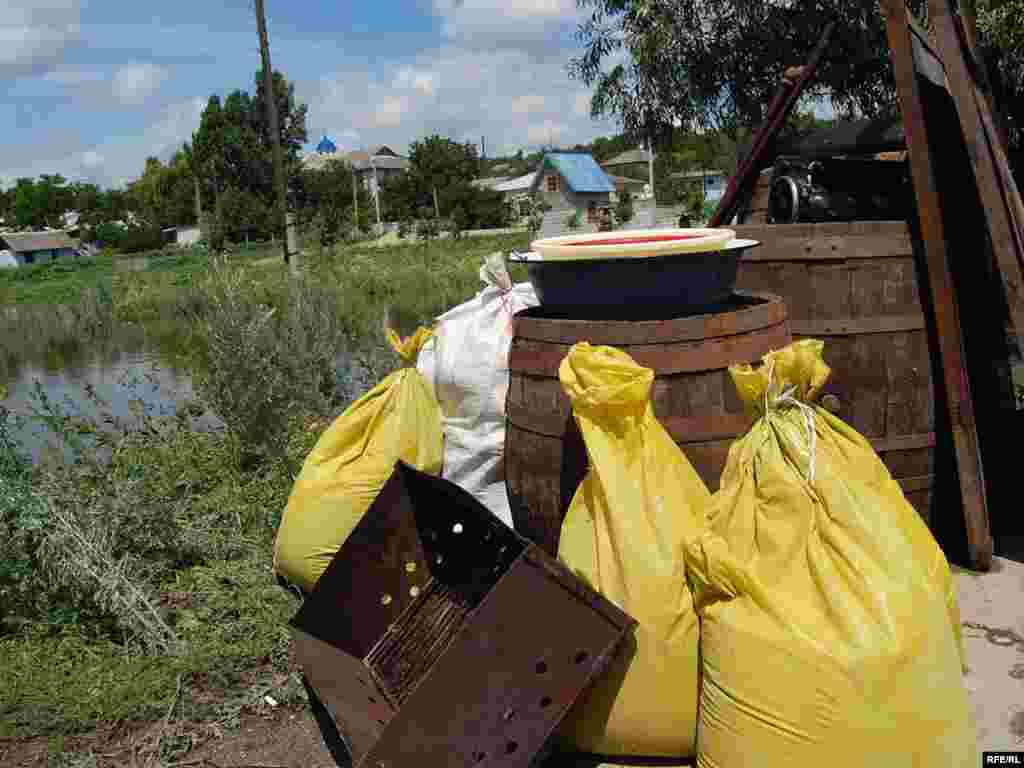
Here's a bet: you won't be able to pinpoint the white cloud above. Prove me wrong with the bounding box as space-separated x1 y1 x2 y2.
431 0 579 49
113 62 170 106
79 150 103 169
395 67 437 97
527 120 568 145
309 42 618 159
572 92 592 117
0 0 82 79
44 68 104 87
510 94 547 116
372 98 409 129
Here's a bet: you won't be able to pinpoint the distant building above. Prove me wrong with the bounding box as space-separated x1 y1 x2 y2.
316 135 338 154
0 231 78 267
161 225 202 248
600 148 653 181
301 143 411 197
669 169 728 202
530 152 616 226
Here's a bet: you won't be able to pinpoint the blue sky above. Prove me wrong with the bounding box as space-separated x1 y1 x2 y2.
2 0 628 189
2 0 831 190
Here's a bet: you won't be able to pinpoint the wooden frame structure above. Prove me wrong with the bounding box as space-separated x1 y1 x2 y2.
880 0 1024 569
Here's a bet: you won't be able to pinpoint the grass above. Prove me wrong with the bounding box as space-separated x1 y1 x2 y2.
0 230 533 761
0 255 114 306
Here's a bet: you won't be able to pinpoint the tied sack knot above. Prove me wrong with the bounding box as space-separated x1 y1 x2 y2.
763 358 818 484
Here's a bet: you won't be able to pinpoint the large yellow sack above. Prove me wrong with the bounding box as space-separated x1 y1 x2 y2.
554 342 709 760
273 328 443 593
685 339 976 768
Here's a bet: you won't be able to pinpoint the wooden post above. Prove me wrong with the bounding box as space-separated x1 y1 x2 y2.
255 0 289 264
882 0 993 569
433 185 440 219
928 0 1024 357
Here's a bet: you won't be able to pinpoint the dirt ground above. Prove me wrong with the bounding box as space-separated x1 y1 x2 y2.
4 557 1021 768
0 707 336 768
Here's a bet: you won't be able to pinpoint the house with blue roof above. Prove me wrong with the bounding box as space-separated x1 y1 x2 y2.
530 152 617 226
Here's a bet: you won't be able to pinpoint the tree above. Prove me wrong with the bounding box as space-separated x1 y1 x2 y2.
409 135 481 198
11 175 73 230
295 159 372 245
571 0 923 147
187 72 308 251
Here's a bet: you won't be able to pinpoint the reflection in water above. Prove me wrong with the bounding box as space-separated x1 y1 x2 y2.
2 348 199 465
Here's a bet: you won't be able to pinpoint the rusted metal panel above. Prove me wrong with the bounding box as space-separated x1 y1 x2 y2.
882 0 993 569
291 462 635 768
360 553 632 768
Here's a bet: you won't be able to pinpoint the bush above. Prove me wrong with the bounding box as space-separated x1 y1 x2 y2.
565 210 582 231
189 266 347 470
615 190 635 225
446 210 466 240
677 189 706 227
417 218 441 242
397 218 414 240
119 226 166 255
93 222 128 249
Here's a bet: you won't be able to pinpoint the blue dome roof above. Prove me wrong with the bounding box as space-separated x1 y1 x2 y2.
316 136 337 154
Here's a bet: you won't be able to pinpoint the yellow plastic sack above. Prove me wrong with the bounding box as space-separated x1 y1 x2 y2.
554 342 709 760
684 339 976 768
273 327 443 592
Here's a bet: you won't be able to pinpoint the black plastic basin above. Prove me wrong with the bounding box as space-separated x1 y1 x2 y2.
508 239 760 319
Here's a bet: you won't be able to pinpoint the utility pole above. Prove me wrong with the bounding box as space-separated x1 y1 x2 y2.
254 0 290 265
372 159 382 236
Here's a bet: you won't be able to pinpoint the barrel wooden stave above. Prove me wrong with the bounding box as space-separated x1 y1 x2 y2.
734 221 937 527
506 292 790 556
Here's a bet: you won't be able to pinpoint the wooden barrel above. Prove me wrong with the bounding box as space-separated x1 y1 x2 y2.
736 168 773 224
732 221 936 527
505 292 791 557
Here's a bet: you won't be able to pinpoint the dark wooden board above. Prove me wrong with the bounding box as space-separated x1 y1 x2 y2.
882 0 994 569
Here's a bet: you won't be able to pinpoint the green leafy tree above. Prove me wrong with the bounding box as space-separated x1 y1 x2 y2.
12 175 73 230
571 0 926 147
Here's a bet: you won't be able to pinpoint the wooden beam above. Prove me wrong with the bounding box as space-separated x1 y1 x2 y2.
882 0 993 570
709 22 835 227
928 0 1024 359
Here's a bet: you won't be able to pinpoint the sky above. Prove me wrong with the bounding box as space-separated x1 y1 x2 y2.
2 0 834 191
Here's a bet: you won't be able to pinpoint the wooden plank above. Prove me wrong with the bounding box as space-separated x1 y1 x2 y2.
789 314 926 336
882 0 993 569
710 22 836 227
734 222 914 262
928 0 1024 359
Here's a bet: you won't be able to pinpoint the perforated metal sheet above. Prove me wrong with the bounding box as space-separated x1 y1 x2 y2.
290 462 635 768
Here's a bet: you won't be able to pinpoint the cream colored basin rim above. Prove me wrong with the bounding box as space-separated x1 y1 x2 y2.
529 227 737 261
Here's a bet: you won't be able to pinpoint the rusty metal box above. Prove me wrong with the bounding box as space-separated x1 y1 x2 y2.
290 461 636 768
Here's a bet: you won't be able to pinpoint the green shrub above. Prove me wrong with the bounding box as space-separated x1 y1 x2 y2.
417 218 441 242
189 266 347 469
565 210 582 230
119 226 166 254
615 190 635 225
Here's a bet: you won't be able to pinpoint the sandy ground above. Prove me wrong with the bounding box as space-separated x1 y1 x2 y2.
956 555 1024 752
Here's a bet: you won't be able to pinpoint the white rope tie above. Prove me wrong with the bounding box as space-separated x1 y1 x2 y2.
764 360 818 484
